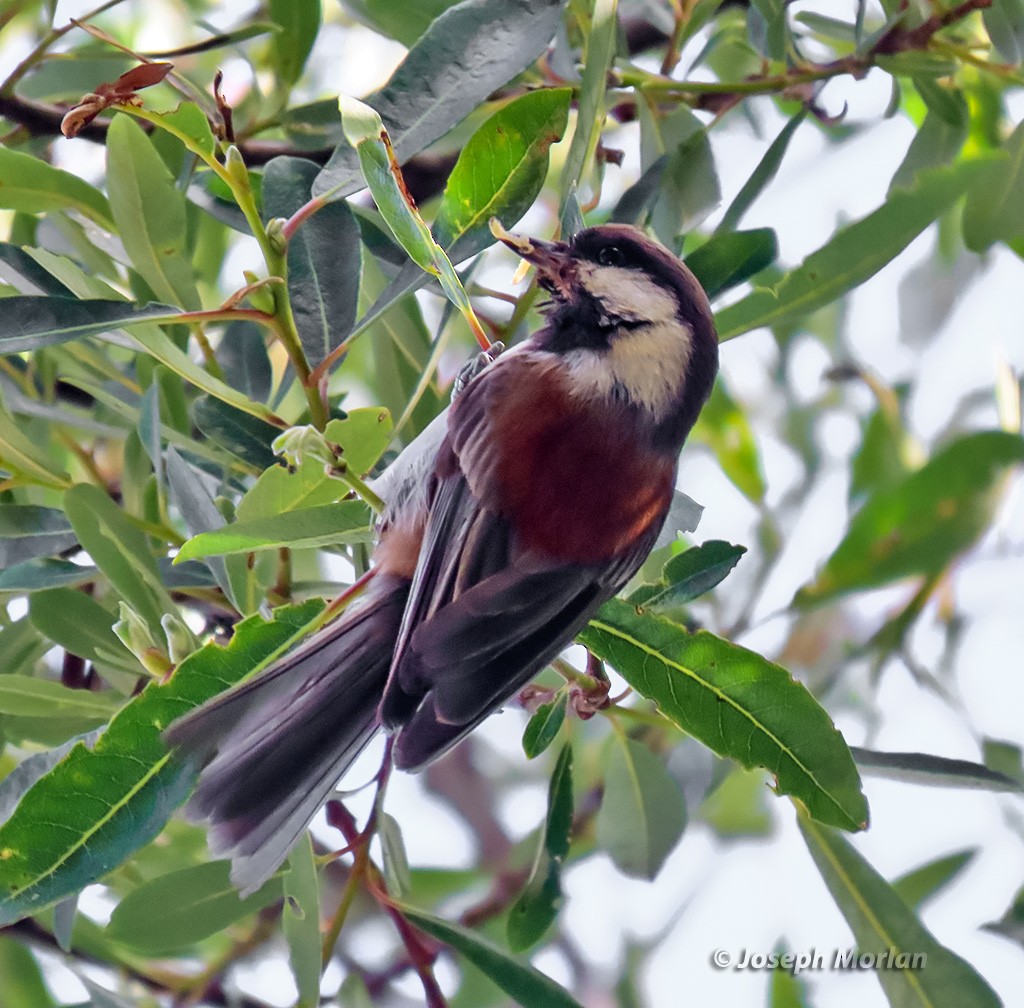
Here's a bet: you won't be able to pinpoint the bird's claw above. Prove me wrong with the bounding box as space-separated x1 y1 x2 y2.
452 341 504 401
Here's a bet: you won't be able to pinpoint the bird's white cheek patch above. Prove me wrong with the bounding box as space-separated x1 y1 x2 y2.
563 320 693 418
576 263 678 324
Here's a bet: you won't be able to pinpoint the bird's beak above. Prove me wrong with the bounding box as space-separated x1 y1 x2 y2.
489 218 575 297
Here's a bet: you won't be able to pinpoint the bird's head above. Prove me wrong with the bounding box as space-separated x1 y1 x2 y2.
493 222 719 450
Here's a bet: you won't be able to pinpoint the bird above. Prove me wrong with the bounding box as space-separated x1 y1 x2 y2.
164 222 719 893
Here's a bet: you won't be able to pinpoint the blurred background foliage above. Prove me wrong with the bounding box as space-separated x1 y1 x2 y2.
0 0 1022 1006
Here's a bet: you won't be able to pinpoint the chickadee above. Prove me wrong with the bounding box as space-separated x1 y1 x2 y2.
165 223 719 891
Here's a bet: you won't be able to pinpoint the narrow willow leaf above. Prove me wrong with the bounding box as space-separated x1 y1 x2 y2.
0 678 117 720
691 380 766 502
29 588 139 677
963 121 1024 251
434 89 571 254
798 813 1001 1008
562 0 618 196
0 296 181 354
684 228 777 301
0 147 113 229
379 813 412 898
715 159 990 342
641 541 747 616
0 600 322 926
314 0 564 200
0 504 76 567
0 935 59 1008
263 157 361 368
595 736 686 880
63 483 177 642
716 112 805 234
340 0 459 45
508 744 573 950
284 833 322 1008
159 102 218 159
175 501 372 560
165 447 248 612
268 0 321 87
650 127 721 247
106 860 285 953
890 108 969 194
0 559 97 592
522 692 568 759
580 600 869 832
798 431 1024 606
106 114 200 311
340 97 485 344
396 904 585 1008
892 850 976 911
985 0 1024 64
0 402 69 489
850 747 1024 793
193 395 280 469
0 242 72 295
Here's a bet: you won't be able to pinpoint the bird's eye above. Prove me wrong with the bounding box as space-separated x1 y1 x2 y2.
597 245 625 267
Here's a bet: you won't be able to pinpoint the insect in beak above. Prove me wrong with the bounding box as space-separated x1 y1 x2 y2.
490 218 575 298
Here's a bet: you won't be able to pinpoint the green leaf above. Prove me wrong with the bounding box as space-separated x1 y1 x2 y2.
985 0 1024 64
0 600 322 926
284 833 322 1008
580 600 869 832
434 89 570 254
165 447 250 614
29 588 139 677
890 106 969 193
595 735 686 880
235 458 341 523
63 483 177 642
892 850 976 911
562 0 619 196
314 0 565 200
715 160 990 342
0 296 182 354
798 431 1024 605
193 395 280 469
0 147 113 230
0 504 76 567
850 747 1024 793
0 678 118 720
0 559 97 592
768 942 812 1008
716 112 805 234
691 380 766 502
106 860 285 954
0 935 59 1008
508 744 573 950
379 812 411 898
963 121 1024 251
323 406 394 476
650 126 721 247
522 693 568 759
160 102 218 159
0 402 69 489
268 0 321 86
175 501 372 560
685 228 777 301
263 157 362 368
700 765 772 838
798 813 1001 1008
641 540 747 616
396 904 585 1008
106 115 200 311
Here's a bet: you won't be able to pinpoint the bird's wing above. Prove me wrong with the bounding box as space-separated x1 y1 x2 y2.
380 352 665 769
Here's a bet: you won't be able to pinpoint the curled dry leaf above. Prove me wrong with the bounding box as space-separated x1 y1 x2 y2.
60 62 173 138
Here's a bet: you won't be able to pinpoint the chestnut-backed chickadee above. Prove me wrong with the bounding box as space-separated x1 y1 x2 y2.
165 223 719 891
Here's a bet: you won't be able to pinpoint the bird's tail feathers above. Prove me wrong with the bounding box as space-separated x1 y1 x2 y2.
164 576 408 894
